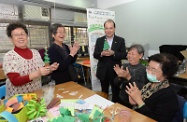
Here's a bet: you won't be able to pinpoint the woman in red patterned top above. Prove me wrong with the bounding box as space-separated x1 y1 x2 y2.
3 23 59 98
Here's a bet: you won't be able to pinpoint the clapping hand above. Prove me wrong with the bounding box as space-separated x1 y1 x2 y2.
114 65 131 80
69 41 80 57
126 82 144 106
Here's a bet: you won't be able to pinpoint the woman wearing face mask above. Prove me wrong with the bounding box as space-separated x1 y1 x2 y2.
126 53 179 122
113 44 148 108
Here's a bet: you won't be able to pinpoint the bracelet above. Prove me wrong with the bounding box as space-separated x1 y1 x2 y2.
138 102 145 108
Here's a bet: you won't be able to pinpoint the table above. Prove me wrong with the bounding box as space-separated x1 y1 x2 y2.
33 81 156 122
177 72 187 80
34 81 95 99
104 103 157 122
76 58 91 83
76 59 90 68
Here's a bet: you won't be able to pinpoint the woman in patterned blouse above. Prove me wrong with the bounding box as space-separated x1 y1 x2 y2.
3 23 59 98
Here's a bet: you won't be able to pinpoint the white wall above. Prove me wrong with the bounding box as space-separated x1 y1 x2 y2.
97 0 187 56
97 0 136 9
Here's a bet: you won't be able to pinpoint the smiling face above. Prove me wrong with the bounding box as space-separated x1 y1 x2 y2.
11 28 28 49
53 27 66 45
104 21 115 39
127 48 143 65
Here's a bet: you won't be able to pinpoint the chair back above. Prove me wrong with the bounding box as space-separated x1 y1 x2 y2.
0 85 6 99
172 95 186 122
184 102 187 121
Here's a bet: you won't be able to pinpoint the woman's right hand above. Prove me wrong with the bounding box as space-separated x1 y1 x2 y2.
69 41 80 57
114 65 131 80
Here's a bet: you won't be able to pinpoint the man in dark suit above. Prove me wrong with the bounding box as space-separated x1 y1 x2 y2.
93 19 126 102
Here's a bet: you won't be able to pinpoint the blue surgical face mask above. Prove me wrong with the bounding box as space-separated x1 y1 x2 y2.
146 72 160 83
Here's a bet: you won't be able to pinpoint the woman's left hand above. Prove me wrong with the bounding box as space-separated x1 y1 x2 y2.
126 82 144 106
50 62 59 71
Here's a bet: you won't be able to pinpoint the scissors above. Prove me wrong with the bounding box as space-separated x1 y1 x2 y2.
108 107 121 120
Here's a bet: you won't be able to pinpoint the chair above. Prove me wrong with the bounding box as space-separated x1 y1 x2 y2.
38 48 45 61
184 102 187 122
159 45 187 61
0 85 6 99
73 63 86 85
172 95 186 122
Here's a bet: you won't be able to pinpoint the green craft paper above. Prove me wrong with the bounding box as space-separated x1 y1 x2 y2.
49 116 76 122
14 106 28 122
103 40 110 50
92 110 104 122
59 108 71 116
77 113 89 122
60 99 78 116
67 107 74 116
56 116 63 122
61 116 76 122
89 106 103 119
61 99 78 103
26 98 47 120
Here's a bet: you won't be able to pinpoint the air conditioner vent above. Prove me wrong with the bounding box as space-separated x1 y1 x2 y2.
23 4 50 21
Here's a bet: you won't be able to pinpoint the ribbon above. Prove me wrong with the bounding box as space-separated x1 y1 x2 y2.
26 98 47 120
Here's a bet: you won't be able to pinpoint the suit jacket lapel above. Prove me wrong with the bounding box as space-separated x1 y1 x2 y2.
101 36 106 50
111 35 117 50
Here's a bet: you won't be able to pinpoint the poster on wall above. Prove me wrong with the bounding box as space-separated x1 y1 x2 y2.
86 8 115 91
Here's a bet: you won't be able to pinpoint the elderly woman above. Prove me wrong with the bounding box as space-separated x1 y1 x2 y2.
126 53 179 122
3 23 59 98
48 23 80 85
114 44 148 108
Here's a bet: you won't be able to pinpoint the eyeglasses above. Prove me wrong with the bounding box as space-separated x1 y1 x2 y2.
146 66 162 74
12 33 27 38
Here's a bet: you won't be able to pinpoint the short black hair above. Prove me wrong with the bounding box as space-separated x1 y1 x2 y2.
148 53 179 78
6 23 28 38
50 23 64 35
104 19 116 28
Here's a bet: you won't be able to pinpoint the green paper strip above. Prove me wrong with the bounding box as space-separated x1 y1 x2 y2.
59 108 71 116
26 98 47 120
48 115 76 122
77 113 90 122
89 106 103 119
